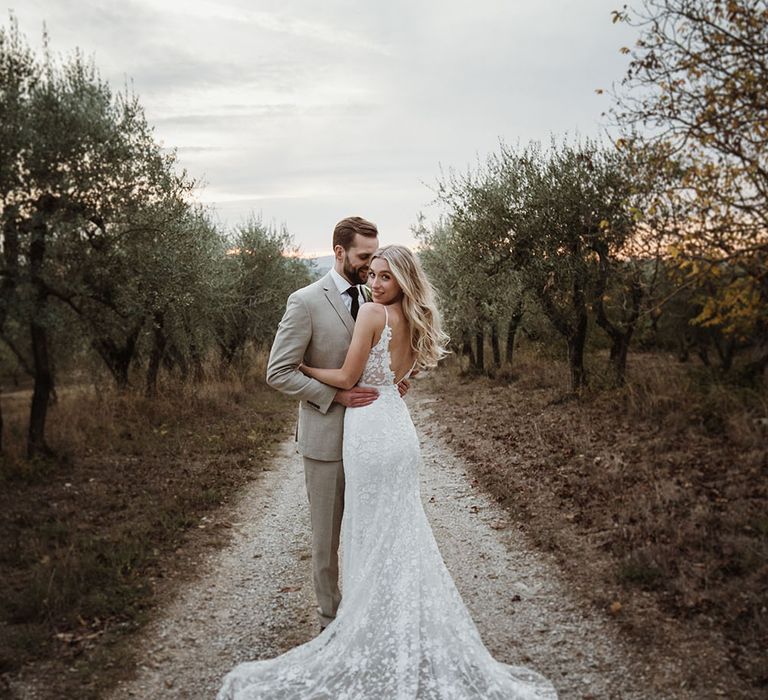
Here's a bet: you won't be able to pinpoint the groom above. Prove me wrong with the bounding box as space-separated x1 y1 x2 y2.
267 216 391 630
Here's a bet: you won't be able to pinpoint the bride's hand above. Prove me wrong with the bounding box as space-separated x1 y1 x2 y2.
298 363 310 376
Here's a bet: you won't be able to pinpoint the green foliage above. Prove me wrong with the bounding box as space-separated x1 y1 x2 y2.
611 0 768 372
429 138 649 389
422 1 768 388
214 217 316 368
0 19 314 455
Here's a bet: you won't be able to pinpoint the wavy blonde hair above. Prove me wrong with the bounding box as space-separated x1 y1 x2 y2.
370 245 449 370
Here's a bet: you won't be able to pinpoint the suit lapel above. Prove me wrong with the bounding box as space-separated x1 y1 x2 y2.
322 272 355 336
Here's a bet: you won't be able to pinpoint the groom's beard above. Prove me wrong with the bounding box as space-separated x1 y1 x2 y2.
343 261 369 285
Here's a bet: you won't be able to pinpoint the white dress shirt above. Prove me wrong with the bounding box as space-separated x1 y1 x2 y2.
330 267 365 314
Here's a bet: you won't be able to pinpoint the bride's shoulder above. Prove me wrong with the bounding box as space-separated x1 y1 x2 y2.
357 302 387 327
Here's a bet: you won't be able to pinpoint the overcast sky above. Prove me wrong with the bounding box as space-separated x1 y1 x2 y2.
11 1 636 255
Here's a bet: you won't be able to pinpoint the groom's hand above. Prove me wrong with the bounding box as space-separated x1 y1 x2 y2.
397 379 411 398
334 386 379 408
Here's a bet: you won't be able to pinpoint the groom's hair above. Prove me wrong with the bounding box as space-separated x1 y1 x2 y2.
333 216 378 250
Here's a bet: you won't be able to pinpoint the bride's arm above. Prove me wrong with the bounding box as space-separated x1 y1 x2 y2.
300 304 384 390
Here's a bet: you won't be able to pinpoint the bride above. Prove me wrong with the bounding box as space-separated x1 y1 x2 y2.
217 245 557 699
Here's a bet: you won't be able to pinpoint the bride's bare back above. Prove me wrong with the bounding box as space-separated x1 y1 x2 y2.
369 303 415 384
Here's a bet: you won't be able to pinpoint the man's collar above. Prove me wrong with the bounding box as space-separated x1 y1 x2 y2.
330 267 355 293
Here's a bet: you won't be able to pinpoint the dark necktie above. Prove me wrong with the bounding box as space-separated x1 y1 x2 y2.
344 285 359 320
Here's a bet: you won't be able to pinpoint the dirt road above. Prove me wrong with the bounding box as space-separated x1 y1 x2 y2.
104 396 697 699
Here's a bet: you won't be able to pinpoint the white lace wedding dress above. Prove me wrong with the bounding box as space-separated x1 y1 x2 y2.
217 311 558 699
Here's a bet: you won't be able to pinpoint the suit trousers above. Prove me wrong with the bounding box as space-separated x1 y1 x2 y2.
303 456 345 627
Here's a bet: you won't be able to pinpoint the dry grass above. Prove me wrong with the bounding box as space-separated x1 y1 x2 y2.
0 353 294 698
420 348 768 693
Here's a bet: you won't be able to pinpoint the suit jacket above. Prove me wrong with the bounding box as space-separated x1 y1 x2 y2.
267 272 363 462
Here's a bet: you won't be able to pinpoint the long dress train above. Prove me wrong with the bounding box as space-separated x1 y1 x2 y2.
217 310 558 699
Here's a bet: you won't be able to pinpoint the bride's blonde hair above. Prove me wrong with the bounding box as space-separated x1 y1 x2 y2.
370 245 449 370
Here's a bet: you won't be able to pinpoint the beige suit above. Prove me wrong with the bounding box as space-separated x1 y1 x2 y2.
266 271 361 626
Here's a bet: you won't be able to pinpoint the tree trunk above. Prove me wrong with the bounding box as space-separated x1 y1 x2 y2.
743 326 768 381
462 337 475 370
218 337 241 370
505 304 524 365
145 311 167 397
593 250 642 385
474 329 485 372
167 344 190 382
92 340 131 391
569 272 589 392
537 272 588 391
609 335 632 384
27 213 54 459
567 319 588 392
91 323 142 392
182 317 202 382
505 322 517 365
744 350 768 381
28 318 54 459
0 214 22 457
491 323 501 368
714 335 736 373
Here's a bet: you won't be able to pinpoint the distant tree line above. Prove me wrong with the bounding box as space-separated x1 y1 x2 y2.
418 0 767 391
0 19 314 459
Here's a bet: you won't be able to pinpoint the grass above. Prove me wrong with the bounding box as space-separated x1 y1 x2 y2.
0 355 294 698
617 553 665 589
419 347 768 693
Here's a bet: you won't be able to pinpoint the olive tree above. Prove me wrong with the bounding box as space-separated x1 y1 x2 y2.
611 0 768 376
0 21 197 456
214 217 315 371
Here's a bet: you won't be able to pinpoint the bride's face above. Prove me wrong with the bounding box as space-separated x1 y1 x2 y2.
368 258 403 304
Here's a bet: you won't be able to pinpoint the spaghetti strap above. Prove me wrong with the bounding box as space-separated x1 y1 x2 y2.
383 304 389 328
395 359 417 385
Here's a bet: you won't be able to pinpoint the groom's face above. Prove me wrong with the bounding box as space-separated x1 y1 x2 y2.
339 234 379 285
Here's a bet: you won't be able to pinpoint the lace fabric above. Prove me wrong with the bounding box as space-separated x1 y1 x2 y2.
358 306 415 388
358 320 396 386
217 310 557 699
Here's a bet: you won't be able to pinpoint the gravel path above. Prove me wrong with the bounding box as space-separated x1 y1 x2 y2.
106 395 692 699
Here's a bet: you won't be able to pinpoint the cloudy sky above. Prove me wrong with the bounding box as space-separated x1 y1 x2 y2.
11 1 636 255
